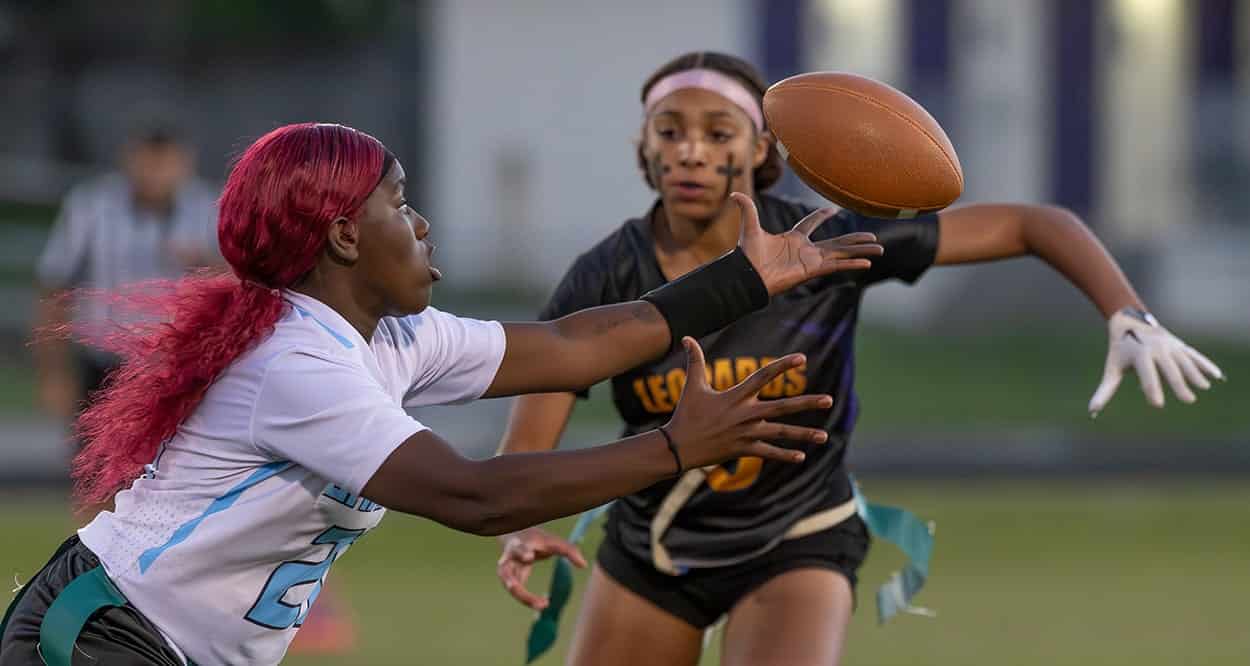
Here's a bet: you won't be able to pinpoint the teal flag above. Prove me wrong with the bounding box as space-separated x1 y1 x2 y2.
525 503 611 664
524 484 935 663
852 483 937 623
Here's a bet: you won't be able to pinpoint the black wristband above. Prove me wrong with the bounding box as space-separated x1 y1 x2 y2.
640 246 769 350
657 426 683 476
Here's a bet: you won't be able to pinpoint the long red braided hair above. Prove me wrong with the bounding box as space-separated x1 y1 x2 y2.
69 123 387 506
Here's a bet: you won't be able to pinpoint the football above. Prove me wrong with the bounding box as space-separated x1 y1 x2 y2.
762 72 963 218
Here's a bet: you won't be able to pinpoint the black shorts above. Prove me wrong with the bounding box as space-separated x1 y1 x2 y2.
596 514 871 629
0 536 183 666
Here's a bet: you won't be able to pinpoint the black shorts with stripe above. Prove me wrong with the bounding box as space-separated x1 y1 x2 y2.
0 536 183 666
596 513 871 629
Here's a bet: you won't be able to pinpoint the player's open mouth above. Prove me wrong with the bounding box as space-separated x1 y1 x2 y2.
427 242 442 281
672 181 708 197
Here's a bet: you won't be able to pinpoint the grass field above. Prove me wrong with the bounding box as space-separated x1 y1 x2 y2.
2 326 1247 440
2 480 1246 665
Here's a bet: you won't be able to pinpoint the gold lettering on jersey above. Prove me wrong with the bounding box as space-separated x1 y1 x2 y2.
630 356 809 494
664 368 686 405
734 357 758 383
784 364 807 396
759 357 784 398
632 357 809 414
632 378 660 413
712 359 734 392
646 374 674 412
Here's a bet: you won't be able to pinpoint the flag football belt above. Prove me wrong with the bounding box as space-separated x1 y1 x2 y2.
1 565 199 666
525 476 936 663
649 467 859 575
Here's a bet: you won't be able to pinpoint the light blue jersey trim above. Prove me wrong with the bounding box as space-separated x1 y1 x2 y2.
292 305 355 349
138 460 294 573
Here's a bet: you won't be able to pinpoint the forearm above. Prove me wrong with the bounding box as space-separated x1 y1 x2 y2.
489 248 775 397
475 432 674 534
1021 207 1144 318
422 431 673 536
487 301 669 397
497 392 577 455
549 301 670 385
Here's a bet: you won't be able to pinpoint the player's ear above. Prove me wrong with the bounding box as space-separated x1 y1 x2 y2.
752 130 771 170
325 216 359 264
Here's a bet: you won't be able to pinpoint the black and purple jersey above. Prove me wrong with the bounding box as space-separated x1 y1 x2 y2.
541 194 940 569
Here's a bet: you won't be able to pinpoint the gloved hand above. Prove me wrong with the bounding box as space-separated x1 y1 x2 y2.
1088 308 1225 417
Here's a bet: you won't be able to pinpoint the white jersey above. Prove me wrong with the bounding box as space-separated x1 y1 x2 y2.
77 291 506 665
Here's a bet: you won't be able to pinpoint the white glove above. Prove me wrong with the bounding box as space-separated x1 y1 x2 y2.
1088 308 1225 417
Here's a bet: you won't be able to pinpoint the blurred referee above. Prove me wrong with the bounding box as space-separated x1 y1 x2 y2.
31 120 220 431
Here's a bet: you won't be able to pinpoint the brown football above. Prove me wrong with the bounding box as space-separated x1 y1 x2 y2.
763 72 963 218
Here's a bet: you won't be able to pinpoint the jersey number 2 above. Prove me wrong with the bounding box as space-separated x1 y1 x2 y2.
245 526 364 630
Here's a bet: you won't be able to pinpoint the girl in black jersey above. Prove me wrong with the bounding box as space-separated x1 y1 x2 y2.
493 52 1225 666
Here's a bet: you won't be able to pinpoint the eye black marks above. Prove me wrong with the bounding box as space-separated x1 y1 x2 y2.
716 153 744 202
648 152 671 187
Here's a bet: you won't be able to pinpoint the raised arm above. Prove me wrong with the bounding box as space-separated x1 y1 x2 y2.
934 203 1141 317
933 203 1224 412
483 194 882 397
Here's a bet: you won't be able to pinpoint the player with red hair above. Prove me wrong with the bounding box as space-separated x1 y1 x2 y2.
0 122 882 665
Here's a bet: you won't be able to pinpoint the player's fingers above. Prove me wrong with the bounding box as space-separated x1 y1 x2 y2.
751 394 833 421
1175 349 1211 390
515 562 533 588
512 542 536 564
506 576 548 610
537 537 588 568
827 231 881 246
1184 345 1226 382
823 257 874 272
741 440 806 464
743 420 829 444
730 192 762 240
682 337 710 390
497 539 534 566
814 237 885 259
1157 352 1196 404
732 353 806 398
1087 364 1123 416
792 206 840 237
497 559 522 593
498 559 546 609
1133 353 1165 408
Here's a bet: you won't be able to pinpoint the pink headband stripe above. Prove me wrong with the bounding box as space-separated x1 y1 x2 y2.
642 68 765 132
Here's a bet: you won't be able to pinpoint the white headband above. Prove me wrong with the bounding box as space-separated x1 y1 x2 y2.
642 68 765 132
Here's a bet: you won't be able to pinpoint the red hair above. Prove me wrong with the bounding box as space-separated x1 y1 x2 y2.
70 123 387 506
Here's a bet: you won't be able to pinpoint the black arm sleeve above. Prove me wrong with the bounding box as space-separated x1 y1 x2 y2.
815 208 941 287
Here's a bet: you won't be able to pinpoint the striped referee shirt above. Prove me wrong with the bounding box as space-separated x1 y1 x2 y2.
36 172 220 354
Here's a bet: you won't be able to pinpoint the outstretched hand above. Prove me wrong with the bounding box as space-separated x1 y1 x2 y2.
664 336 833 471
1088 309 1225 416
497 528 587 611
733 192 884 296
